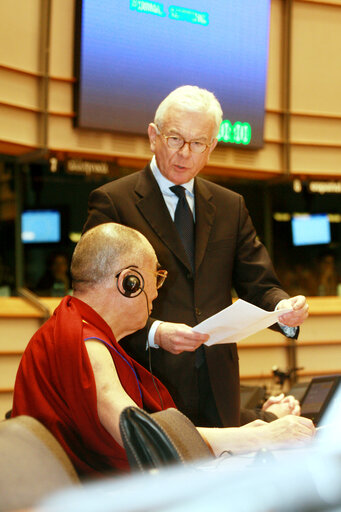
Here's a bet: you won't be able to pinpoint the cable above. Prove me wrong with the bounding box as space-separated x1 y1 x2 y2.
141 288 164 410
84 336 143 402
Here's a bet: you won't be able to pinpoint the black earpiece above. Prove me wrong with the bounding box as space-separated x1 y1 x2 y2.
123 274 141 296
117 269 144 297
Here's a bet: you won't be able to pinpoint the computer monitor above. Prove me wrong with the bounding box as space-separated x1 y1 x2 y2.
240 385 266 409
287 381 310 403
21 209 61 244
300 375 341 426
291 214 331 246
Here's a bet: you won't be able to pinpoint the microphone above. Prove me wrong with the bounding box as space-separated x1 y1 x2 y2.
272 366 304 386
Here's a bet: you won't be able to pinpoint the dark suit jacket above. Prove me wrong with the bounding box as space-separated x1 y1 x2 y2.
83 165 290 427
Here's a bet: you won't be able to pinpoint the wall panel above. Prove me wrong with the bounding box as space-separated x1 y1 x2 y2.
291 2 341 116
0 1 340 178
50 0 75 78
291 145 341 175
0 105 39 147
0 0 41 73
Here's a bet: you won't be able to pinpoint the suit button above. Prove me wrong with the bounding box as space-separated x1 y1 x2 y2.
195 308 202 316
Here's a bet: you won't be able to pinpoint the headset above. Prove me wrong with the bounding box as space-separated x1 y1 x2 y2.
115 266 164 409
116 268 145 297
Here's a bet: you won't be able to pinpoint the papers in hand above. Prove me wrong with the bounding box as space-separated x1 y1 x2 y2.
192 299 292 346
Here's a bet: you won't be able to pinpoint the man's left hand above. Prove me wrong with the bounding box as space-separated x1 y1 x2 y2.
277 295 309 327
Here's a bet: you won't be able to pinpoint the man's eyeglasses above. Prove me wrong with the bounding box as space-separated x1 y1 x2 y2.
155 125 213 154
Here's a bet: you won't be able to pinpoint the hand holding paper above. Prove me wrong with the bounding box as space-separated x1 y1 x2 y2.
276 295 309 326
192 299 292 346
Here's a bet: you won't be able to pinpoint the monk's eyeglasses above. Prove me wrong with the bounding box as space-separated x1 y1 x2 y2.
140 268 168 289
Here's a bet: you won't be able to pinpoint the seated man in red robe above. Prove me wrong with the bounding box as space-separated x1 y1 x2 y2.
12 223 315 478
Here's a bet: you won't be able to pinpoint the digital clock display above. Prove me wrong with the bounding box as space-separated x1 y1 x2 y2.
218 120 252 146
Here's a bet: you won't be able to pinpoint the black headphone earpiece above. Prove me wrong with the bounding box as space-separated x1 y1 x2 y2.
117 269 144 298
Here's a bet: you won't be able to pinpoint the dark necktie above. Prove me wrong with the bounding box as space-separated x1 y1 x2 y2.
170 185 195 270
170 186 204 370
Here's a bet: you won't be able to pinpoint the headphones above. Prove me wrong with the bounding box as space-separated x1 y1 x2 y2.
116 268 145 298
116 266 163 408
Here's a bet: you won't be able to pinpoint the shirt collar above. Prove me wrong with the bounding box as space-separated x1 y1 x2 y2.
150 155 194 197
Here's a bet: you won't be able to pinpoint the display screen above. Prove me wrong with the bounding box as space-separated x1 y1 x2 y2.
21 210 61 244
301 381 334 416
291 214 331 246
316 379 341 445
74 0 271 148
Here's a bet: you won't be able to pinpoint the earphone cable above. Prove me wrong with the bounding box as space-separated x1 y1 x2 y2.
141 289 164 410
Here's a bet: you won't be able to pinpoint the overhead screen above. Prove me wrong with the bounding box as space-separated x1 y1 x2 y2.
74 0 271 148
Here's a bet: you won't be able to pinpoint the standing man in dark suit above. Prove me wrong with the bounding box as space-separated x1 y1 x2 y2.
83 85 308 428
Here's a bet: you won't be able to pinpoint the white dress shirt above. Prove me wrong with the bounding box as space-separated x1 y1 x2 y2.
147 156 194 348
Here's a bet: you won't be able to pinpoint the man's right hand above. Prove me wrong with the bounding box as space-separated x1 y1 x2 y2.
154 322 209 354
243 415 315 447
264 415 315 446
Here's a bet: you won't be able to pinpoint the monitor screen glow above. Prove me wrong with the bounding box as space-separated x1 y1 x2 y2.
291 214 331 247
21 210 61 244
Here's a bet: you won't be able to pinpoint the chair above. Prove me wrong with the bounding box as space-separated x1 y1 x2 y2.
0 415 80 512
119 406 213 472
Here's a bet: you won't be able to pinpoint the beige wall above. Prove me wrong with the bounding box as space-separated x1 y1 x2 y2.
0 0 340 178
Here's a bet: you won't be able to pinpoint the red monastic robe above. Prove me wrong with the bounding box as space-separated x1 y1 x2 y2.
12 296 175 477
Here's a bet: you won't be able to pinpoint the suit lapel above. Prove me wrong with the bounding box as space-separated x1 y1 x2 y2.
194 178 216 271
134 166 192 270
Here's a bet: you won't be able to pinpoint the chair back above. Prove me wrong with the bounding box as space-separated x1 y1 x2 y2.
119 406 213 472
151 408 213 462
0 415 80 512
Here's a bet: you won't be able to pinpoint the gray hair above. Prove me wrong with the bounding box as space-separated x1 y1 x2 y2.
154 85 223 137
71 223 153 290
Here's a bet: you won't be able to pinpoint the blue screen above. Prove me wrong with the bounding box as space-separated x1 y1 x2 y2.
21 210 61 244
291 214 331 247
75 0 271 148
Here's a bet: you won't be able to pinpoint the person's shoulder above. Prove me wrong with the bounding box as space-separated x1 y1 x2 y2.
90 166 148 195
196 177 243 202
83 321 110 344
24 311 56 353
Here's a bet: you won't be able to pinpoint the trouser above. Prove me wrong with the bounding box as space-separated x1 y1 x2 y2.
195 346 222 428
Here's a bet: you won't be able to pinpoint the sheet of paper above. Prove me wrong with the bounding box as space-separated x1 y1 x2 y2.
192 299 292 346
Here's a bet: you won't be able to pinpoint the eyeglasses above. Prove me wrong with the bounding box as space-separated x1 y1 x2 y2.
142 268 168 289
155 125 213 154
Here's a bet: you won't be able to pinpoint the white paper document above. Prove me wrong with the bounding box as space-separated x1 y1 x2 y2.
192 299 292 346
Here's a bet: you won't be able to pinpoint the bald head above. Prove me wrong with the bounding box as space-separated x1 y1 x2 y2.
71 223 155 291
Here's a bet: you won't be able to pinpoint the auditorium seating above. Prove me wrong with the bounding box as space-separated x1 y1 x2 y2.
0 415 80 512
119 406 213 471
